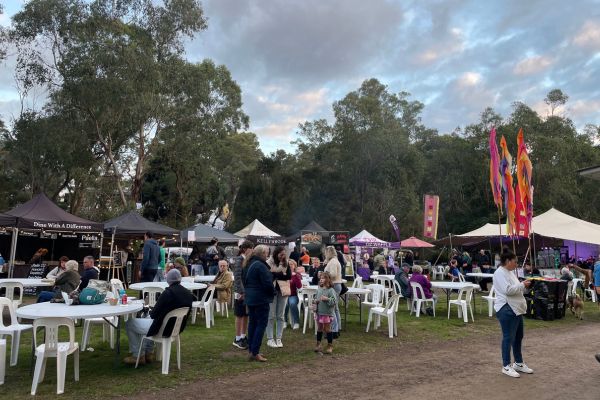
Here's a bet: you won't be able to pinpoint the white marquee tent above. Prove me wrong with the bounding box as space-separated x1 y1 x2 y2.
235 219 281 238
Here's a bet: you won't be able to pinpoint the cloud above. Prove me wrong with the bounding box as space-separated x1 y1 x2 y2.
513 55 554 75
574 20 600 50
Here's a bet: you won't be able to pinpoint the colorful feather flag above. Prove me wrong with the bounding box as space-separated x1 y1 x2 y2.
516 128 533 235
489 127 503 213
499 135 516 236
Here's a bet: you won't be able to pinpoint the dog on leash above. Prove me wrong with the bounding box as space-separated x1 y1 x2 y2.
568 294 584 320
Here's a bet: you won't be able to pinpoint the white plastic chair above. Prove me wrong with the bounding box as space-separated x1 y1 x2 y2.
110 279 125 297
366 294 400 338
0 297 32 366
301 290 317 335
375 277 394 304
361 284 385 315
448 286 475 323
190 286 215 328
0 338 5 385
433 265 446 280
31 317 79 395
0 282 24 308
391 280 405 312
409 282 436 317
352 276 363 288
81 316 115 351
143 287 164 307
481 285 496 317
135 307 189 374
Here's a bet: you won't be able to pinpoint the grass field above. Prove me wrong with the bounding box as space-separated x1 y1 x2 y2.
1 288 597 399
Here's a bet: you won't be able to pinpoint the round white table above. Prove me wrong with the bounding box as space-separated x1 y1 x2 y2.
370 275 395 281
17 301 144 367
0 278 54 287
129 282 207 291
192 275 216 283
466 272 494 278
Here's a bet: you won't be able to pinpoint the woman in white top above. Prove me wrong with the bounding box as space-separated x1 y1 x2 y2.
493 250 533 378
46 256 69 279
323 246 342 336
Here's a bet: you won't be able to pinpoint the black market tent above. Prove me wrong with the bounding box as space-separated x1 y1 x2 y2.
3 193 103 277
6 193 103 232
181 223 241 244
286 221 329 242
103 211 179 237
0 213 16 227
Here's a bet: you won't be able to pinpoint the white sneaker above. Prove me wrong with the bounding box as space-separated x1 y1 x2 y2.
292 323 300 330
282 322 287 329
276 339 283 348
267 339 277 348
513 363 533 374
502 365 520 378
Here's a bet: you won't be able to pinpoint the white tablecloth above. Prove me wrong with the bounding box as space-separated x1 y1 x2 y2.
129 282 207 291
0 278 54 287
193 275 216 283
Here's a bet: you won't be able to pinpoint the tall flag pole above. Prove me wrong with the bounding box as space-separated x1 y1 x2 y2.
489 127 504 249
516 128 534 264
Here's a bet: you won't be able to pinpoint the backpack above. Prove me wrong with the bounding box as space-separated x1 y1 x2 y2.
78 279 109 305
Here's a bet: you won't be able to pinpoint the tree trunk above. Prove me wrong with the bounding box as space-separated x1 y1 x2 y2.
130 123 146 205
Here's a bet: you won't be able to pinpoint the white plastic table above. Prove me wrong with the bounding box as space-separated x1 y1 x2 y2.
370 275 395 281
192 275 216 283
129 282 207 291
0 278 54 287
17 301 143 367
431 281 479 306
466 272 494 278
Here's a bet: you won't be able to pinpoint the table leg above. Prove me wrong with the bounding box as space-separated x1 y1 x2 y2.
115 316 121 367
343 294 348 329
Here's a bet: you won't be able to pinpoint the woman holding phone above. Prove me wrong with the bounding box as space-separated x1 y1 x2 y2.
493 249 533 378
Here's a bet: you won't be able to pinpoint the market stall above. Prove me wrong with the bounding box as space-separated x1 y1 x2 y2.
235 219 287 245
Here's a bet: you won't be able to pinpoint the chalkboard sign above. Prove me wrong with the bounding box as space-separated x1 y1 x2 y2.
24 263 47 295
113 251 123 267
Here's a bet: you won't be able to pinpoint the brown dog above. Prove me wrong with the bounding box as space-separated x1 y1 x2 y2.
568 294 584 320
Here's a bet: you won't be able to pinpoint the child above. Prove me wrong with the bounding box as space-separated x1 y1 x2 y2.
313 271 337 354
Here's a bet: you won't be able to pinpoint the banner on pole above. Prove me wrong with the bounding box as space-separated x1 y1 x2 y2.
389 215 400 242
423 195 440 239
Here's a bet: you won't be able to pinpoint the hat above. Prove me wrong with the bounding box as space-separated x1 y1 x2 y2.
174 257 186 267
166 268 182 285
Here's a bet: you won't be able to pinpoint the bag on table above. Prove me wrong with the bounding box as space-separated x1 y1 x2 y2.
79 279 109 305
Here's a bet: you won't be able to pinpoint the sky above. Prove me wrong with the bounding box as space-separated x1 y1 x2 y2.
1 0 600 153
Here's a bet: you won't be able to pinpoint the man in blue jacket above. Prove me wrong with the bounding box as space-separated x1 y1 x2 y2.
140 231 160 282
243 245 275 362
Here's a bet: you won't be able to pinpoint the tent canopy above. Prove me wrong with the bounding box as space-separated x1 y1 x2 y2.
400 236 435 248
104 211 178 236
349 230 399 248
235 219 281 238
0 212 16 227
6 193 102 232
286 220 328 241
182 223 241 244
447 208 600 246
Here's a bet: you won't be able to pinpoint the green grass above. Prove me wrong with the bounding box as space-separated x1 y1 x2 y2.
1 289 597 399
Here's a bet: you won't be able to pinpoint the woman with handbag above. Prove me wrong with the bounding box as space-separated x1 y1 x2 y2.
324 245 343 338
266 246 291 348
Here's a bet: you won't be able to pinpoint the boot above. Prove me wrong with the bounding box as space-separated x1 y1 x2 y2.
325 344 333 355
314 342 322 353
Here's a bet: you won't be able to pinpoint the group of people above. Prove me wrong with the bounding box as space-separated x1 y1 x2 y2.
37 255 100 302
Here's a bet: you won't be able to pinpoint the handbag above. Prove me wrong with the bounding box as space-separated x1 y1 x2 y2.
276 280 291 296
78 279 109 305
339 282 348 296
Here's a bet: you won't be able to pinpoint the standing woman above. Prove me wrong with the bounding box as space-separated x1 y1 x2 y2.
323 245 342 338
266 246 292 348
243 245 275 362
493 249 533 378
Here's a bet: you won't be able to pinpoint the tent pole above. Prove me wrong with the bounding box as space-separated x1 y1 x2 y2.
449 233 453 258
8 228 18 278
108 229 116 281
432 246 446 266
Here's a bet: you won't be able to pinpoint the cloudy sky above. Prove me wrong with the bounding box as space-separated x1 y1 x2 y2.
2 0 600 153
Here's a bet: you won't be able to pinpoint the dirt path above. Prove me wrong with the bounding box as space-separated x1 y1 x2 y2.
125 323 600 400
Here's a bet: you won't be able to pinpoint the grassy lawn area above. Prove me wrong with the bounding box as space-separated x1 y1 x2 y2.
1 289 597 399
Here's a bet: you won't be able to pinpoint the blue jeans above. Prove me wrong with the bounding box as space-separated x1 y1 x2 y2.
285 295 300 325
267 293 288 340
37 291 55 303
209 264 220 275
247 303 270 356
140 269 157 282
332 283 342 332
496 304 524 367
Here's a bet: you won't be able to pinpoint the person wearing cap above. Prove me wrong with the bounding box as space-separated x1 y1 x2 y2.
124 269 196 365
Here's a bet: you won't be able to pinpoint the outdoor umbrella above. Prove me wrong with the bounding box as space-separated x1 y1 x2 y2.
400 236 435 248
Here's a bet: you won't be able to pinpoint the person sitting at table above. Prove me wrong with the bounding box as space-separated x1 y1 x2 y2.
310 257 325 285
447 259 460 281
394 263 412 298
124 269 196 365
559 267 573 281
210 259 233 306
79 255 99 290
46 256 69 279
299 247 311 269
37 260 81 302
166 257 190 277
378 259 390 275
409 265 436 315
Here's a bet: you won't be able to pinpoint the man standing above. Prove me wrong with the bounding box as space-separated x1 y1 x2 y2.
373 249 386 272
156 239 166 282
123 269 195 365
205 238 224 275
140 232 160 282
80 255 99 290
233 240 254 350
